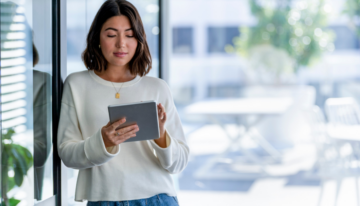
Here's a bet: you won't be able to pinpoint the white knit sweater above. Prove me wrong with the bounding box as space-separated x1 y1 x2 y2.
57 70 189 202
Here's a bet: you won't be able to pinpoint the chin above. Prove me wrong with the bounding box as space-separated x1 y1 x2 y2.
110 60 130 67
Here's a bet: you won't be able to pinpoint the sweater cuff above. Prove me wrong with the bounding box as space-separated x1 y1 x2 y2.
150 131 175 167
84 128 120 165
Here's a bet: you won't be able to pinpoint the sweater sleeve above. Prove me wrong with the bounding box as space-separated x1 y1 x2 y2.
149 80 190 174
57 79 120 169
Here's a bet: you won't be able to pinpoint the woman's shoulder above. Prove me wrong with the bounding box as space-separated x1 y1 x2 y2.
141 76 174 99
141 75 169 89
64 70 91 85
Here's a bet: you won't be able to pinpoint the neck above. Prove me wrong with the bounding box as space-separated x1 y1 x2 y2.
95 64 136 82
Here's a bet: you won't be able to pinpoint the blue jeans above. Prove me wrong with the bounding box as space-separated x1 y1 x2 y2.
87 193 179 206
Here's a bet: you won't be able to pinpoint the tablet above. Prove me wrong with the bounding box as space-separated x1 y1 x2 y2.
108 100 160 143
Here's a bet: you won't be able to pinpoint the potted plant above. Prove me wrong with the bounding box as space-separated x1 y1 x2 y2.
1 128 33 206
227 0 335 84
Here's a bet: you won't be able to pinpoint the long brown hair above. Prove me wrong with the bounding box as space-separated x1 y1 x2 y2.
82 0 152 76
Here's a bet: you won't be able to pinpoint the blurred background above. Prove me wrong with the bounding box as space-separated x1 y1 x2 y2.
1 0 360 205
66 0 360 205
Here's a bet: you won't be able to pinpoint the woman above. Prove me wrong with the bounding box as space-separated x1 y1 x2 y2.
57 0 189 205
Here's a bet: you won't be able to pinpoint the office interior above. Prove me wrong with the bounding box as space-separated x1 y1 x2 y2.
1 0 360 205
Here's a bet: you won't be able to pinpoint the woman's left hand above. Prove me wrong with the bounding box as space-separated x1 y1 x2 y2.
155 103 167 148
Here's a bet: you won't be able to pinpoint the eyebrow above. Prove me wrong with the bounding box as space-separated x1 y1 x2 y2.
104 27 133 32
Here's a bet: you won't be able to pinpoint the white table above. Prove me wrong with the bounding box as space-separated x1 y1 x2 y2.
185 98 293 115
327 125 360 142
184 97 293 179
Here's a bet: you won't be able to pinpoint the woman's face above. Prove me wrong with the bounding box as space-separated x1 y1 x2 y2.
99 15 138 69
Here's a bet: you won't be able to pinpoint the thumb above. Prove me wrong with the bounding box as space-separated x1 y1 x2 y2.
104 121 111 128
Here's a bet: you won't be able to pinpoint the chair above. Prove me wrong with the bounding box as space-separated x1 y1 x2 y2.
325 97 360 169
325 97 360 125
323 97 360 206
306 105 358 206
246 85 316 144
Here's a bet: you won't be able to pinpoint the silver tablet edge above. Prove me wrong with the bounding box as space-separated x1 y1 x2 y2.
108 100 157 108
154 102 160 139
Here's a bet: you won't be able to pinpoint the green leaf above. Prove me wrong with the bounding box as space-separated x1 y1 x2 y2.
13 144 33 168
11 148 27 174
7 177 16 191
14 166 24 186
9 198 21 206
2 128 15 140
21 147 33 169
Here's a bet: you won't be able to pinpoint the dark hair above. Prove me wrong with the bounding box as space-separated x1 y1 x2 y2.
82 0 152 76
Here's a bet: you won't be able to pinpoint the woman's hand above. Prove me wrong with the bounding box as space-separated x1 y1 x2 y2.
155 103 167 148
101 118 139 148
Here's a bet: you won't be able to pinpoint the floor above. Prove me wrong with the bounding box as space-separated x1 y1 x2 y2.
177 177 360 206
64 123 360 206
175 123 360 206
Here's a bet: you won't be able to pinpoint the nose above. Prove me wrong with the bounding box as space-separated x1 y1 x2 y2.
116 34 126 48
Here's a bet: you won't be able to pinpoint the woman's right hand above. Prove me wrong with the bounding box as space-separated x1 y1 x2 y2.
101 118 139 148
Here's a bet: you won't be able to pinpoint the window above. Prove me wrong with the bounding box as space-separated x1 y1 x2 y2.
1 0 54 204
329 25 360 50
172 27 193 54
207 27 240 53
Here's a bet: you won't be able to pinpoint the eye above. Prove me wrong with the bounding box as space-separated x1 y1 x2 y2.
107 35 116 37
127 35 134 38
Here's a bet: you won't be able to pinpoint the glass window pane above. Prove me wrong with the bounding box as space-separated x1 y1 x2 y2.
32 0 53 201
173 27 193 54
168 0 360 205
1 2 35 205
207 27 240 53
328 25 360 50
0 0 53 204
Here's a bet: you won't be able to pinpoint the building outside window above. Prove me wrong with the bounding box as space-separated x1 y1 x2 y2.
207 27 240 53
172 27 194 54
329 25 360 50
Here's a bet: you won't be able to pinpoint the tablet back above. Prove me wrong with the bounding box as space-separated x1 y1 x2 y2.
108 101 160 143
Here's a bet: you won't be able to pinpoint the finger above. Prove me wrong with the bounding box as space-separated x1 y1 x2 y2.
161 110 165 120
125 131 137 139
117 124 139 135
162 111 167 122
158 109 164 120
115 131 137 144
158 103 164 109
160 105 166 119
159 103 165 111
158 103 165 112
111 117 126 130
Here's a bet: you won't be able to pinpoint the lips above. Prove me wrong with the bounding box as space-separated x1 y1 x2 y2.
114 52 128 57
